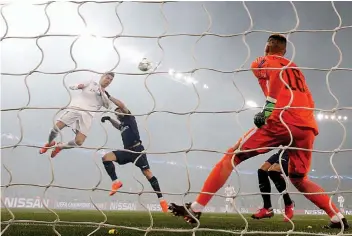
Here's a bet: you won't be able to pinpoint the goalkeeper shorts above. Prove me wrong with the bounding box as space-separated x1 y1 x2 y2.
233 120 315 177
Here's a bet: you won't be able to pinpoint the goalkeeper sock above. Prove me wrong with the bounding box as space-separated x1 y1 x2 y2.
103 161 118 181
148 176 163 199
290 176 340 218
191 202 204 213
195 150 235 207
60 140 78 150
268 170 292 206
258 169 272 209
48 128 59 143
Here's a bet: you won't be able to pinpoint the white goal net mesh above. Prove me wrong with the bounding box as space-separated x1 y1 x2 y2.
1 1 352 236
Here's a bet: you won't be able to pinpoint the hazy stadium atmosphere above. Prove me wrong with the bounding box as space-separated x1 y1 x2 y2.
1 1 352 235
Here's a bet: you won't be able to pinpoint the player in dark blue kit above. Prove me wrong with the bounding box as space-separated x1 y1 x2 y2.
251 149 294 221
100 97 168 213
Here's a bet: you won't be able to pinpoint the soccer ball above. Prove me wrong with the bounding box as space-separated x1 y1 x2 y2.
138 58 152 72
108 229 117 234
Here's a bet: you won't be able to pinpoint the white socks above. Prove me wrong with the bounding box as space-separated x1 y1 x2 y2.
60 140 78 150
331 212 344 223
191 201 204 213
48 128 59 143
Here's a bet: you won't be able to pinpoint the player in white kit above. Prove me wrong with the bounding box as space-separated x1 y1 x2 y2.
338 195 345 209
39 72 114 158
224 184 235 213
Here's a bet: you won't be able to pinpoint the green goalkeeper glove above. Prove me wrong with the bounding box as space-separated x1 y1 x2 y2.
254 100 275 128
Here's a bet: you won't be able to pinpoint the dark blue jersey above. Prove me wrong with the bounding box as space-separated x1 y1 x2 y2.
119 115 141 149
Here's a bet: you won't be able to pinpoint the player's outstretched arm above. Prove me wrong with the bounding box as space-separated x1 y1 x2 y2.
101 116 121 130
69 81 90 90
109 118 122 130
108 96 130 114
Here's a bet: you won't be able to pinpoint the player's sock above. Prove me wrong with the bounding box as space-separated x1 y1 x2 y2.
191 201 204 213
48 128 59 143
268 170 292 206
148 176 163 198
195 152 235 208
59 140 78 150
103 161 118 181
331 212 345 222
258 169 272 209
290 176 341 219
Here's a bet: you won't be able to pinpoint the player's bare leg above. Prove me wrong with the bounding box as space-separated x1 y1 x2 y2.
102 152 123 196
39 121 66 154
51 131 86 158
268 163 294 222
142 169 168 213
252 161 274 220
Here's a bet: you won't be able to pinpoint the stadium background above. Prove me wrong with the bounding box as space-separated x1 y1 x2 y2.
1 0 352 220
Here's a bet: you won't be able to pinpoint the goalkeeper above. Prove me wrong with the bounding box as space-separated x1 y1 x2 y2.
169 34 348 229
100 100 168 213
39 72 114 158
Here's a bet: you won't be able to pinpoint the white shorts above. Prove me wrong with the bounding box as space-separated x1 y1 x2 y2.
57 109 93 136
226 198 234 203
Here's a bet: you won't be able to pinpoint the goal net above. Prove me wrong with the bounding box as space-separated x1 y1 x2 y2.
1 1 351 235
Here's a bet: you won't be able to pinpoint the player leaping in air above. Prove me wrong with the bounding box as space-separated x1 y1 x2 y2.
39 72 114 158
100 100 169 213
169 34 349 229
252 150 294 221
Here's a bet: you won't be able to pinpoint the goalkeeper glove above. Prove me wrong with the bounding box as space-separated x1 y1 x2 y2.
254 100 275 128
101 116 111 123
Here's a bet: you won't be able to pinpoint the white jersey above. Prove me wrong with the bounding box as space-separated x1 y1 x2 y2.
338 195 345 208
338 196 345 203
225 186 235 197
69 80 110 116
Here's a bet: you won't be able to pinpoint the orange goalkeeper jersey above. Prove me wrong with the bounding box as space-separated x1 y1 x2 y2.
251 55 319 135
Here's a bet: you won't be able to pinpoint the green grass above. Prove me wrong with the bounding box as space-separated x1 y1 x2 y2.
1 209 350 235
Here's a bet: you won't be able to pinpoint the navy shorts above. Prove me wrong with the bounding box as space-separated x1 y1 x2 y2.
266 150 289 175
112 144 150 170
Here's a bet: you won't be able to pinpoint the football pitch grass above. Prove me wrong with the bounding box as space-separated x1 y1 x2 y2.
1 209 350 236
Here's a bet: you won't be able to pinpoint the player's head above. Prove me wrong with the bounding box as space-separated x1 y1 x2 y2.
115 107 124 120
114 107 131 120
100 72 114 88
265 34 287 56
